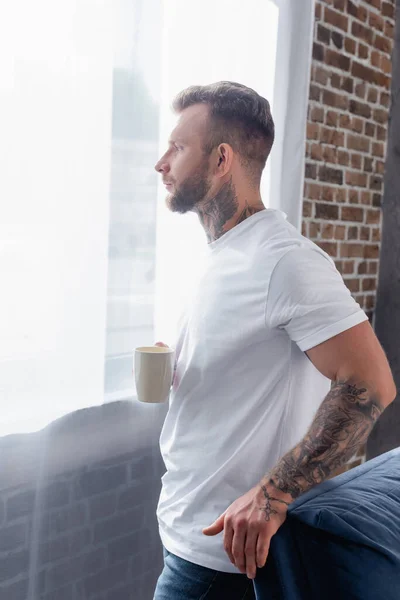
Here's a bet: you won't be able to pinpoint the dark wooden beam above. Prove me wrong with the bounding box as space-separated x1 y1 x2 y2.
367 1 400 460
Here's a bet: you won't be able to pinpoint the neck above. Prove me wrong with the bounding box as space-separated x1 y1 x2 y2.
195 178 265 243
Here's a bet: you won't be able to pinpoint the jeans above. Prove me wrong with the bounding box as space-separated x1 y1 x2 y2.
153 548 256 600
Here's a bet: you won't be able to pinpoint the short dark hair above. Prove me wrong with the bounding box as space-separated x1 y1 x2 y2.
172 81 275 182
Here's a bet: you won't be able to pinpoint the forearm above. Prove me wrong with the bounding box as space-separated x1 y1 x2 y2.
261 379 384 506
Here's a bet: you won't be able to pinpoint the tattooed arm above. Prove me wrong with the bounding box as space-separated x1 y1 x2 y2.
261 320 396 514
204 321 396 579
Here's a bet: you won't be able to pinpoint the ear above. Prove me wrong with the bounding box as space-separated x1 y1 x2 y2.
215 144 233 177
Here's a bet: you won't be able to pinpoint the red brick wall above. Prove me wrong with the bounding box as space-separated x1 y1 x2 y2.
303 0 395 323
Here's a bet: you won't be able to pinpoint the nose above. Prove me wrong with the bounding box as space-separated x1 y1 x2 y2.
155 155 170 174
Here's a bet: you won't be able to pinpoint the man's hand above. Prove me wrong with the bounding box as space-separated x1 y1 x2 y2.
202 481 290 579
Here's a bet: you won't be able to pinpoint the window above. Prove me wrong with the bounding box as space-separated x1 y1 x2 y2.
1 0 314 435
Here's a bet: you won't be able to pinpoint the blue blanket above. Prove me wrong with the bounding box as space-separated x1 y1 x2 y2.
255 448 400 599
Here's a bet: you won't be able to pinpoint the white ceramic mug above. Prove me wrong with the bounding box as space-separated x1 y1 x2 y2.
134 346 175 403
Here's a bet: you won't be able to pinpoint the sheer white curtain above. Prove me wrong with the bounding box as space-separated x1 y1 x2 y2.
0 0 113 436
0 0 314 436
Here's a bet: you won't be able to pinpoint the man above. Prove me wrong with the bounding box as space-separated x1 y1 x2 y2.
152 81 396 599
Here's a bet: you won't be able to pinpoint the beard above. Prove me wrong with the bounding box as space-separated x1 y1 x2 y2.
167 159 211 214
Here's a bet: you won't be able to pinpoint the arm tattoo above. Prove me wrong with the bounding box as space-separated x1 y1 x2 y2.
196 178 264 243
259 485 290 521
267 380 384 500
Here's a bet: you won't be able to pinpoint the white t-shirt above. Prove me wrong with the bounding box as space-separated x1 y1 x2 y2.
157 209 368 573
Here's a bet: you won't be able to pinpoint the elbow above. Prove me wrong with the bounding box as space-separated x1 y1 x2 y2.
379 377 397 410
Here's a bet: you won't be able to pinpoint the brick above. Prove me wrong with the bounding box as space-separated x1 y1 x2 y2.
89 491 117 522
0 522 26 552
382 2 395 18
367 87 378 104
338 150 350 166
344 37 356 54
351 154 362 169
309 222 321 238
319 165 343 185
360 226 370 240
343 260 355 274
325 49 351 71
307 122 320 140
311 106 324 123
380 91 390 108
321 127 345 146
361 191 372 205
41 584 74 600
313 42 324 62
315 203 339 220
305 163 317 180
107 529 153 565
323 90 348 110
364 245 380 259
302 222 308 237
366 209 381 225
6 490 35 522
348 189 359 204
309 84 321 102
0 579 28 600
348 226 358 240
351 21 374 44
322 186 335 202
346 1 367 21
376 160 385 175
311 143 323 160
365 122 376 137
332 31 344 49
324 7 348 31
75 465 127 500
346 171 368 187
341 206 364 222
372 142 385 158
40 503 87 540
355 82 367 99
358 261 368 275
333 0 346 10
345 278 360 293
326 110 339 127
347 134 370 153
321 223 334 239
373 108 388 124
364 157 374 172
369 262 379 275
316 241 338 256
374 34 391 55
370 175 383 191
385 20 394 39
337 188 347 203
303 200 312 217
315 66 329 85
381 55 392 75
342 76 354 94
372 228 381 242
358 43 369 60
369 11 385 32
349 100 371 119
376 125 387 141
0 499 4 527
373 193 382 207
340 243 364 258
42 482 70 510
331 72 342 89
306 183 322 200
351 61 382 85
0 549 29 583
370 50 381 68
323 146 338 164
39 535 70 567
318 24 331 45
351 117 364 134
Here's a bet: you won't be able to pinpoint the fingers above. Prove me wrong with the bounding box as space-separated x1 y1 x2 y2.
155 341 169 347
231 521 247 575
223 518 235 565
256 535 270 570
244 526 258 579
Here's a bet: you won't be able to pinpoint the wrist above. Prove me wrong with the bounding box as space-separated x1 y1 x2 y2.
258 477 294 508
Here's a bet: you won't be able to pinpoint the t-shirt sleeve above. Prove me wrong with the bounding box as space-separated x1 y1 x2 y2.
265 246 369 352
